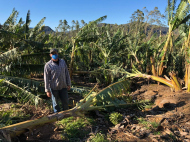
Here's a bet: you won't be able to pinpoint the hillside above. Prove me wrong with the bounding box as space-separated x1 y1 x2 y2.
42 23 169 35
42 26 55 34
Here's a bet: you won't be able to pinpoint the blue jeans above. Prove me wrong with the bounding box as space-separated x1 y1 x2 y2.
50 88 68 113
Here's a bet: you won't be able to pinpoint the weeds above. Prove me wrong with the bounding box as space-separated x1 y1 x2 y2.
0 107 31 128
137 117 160 130
109 112 123 125
137 117 150 129
151 121 160 128
153 131 161 135
89 132 109 142
57 116 95 141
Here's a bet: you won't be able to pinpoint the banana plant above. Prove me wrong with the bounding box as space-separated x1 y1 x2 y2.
103 65 182 92
159 0 190 76
0 9 49 54
0 48 20 75
121 9 162 74
180 22 190 91
94 26 127 65
91 26 129 84
21 10 48 53
0 9 24 50
2 80 43 106
69 15 107 79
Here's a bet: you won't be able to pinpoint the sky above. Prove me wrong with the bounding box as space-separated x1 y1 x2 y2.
0 0 170 30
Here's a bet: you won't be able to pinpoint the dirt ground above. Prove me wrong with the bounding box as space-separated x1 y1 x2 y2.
111 81 190 142
1 79 190 142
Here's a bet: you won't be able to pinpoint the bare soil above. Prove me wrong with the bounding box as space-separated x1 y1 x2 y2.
2 79 190 142
111 81 190 142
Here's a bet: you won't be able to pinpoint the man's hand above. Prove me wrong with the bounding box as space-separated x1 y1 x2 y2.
46 91 51 97
67 86 71 91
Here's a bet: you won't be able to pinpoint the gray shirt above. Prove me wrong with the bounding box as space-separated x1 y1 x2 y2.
44 58 71 92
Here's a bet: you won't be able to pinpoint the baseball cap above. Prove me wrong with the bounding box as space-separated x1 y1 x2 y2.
50 48 58 54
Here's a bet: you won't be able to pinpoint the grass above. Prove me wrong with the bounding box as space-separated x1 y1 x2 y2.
153 131 161 135
57 116 95 141
0 107 31 128
137 117 150 129
137 117 162 136
151 121 160 128
137 117 160 130
89 132 109 142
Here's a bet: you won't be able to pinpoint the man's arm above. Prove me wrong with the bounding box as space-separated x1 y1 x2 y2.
44 64 51 97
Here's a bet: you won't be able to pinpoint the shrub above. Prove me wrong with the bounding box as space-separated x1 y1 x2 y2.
109 112 123 125
57 116 94 140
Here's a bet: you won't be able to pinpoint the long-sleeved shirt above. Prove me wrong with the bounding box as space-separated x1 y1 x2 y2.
44 58 71 92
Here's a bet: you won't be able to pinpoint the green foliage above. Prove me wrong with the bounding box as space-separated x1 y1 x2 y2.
0 108 31 128
0 85 16 102
137 117 160 130
169 0 190 31
0 79 44 106
57 116 94 140
137 102 154 111
143 102 154 109
0 5 189 118
95 63 126 85
81 80 131 111
20 52 50 64
153 131 161 135
0 48 21 76
0 75 44 93
0 48 19 64
137 117 150 129
151 121 160 128
109 112 123 125
70 86 92 98
0 79 4 83
89 133 109 142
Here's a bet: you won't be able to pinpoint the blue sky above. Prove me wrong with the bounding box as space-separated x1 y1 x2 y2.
0 0 169 30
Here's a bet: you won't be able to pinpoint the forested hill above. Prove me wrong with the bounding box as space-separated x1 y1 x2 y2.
42 23 169 35
42 26 55 34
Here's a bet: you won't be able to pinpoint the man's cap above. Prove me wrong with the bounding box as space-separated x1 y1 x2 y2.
50 48 58 54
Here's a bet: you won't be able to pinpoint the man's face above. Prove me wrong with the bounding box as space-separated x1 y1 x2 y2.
50 52 58 60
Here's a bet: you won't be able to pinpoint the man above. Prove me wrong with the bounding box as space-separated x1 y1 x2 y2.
44 48 71 113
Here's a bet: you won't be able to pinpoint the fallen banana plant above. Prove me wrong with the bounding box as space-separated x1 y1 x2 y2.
0 79 149 141
0 75 44 93
105 65 182 92
2 80 43 106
